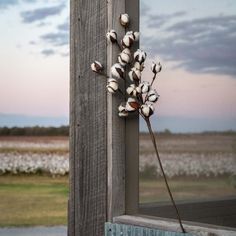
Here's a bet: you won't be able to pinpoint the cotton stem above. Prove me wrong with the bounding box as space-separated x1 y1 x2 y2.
144 118 186 234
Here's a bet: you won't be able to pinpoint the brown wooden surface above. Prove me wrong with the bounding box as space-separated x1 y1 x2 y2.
69 0 139 235
125 0 140 215
107 0 140 220
69 0 107 235
107 0 126 221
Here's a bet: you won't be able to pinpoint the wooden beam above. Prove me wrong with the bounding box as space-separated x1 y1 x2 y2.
69 0 107 235
125 0 140 215
107 0 140 220
107 0 126 221
69 0 139 234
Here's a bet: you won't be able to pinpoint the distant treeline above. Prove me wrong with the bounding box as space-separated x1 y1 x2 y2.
0 126 69 136
0 126 235 136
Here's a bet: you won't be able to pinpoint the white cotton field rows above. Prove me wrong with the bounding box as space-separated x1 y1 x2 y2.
139 152 236 178
0 135 235 177
0 152 235 177
0 139 69 175
0 153 69 175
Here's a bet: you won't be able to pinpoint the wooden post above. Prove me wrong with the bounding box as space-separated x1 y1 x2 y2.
69 0 139 235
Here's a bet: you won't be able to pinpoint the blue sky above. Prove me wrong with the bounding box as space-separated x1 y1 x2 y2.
0 0 69 117
0 0 236 131
140 0 236 131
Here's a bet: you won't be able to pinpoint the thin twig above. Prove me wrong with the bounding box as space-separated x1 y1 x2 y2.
115 41 122 52
150 73 157 86
94 71 109 78
117 88 126 99
145 117 186 234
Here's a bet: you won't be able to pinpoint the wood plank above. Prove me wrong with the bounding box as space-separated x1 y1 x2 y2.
68 0 77 235
125 0 140 215
69 0 107 235
113 215 236 236
107 0 126 221
70 0 140 234
107 0 140 220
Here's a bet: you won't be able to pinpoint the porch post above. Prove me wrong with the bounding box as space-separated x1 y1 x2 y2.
69 0 139 235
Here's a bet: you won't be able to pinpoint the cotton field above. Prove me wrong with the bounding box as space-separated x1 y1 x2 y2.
139 152 236 178
139 133 236 178
0 134 235 177
0 153 69 175
0 137 69 175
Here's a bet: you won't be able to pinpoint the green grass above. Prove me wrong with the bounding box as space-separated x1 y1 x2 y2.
0 175 68 227
140 176 236 203
0 174 236 226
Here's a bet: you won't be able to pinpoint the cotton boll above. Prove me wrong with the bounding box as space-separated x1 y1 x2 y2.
134 62 145 71
134 31 140 41
120 13 129 27
121 34 134 48
139 81 150 93
126 84 141 97
147 90 160 102
128 67 141 82
134 49 147 64
91 61 103 73
140 104 154 117
106 29 117 43
111 63 124 79
106 78 119 93
118 48 131 66
151 62 162 74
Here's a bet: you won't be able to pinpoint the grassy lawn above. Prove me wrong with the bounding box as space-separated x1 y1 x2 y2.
0 175 68 227
140 176 236 203
0 174 236 226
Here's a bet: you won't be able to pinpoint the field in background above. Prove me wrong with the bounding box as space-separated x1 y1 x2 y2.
0 133 235 226
139 132 236 202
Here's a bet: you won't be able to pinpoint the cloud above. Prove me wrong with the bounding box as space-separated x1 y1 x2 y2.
21 4 65 23
0 0 18 9
39 18 69 53
57 19 69 32
36 18 69 57
29 40 36 45
146 11 186 28
140 0 149 17
40 32 68 46
143 14 236 77
41 49 55 56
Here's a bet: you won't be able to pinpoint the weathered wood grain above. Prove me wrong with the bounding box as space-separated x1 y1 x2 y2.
70 0 140 235
107 0 140 220
125 0 140 215
107 0 126 221
69 0 108 235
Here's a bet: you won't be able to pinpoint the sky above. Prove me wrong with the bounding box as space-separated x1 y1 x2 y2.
140 0 236 131
0 0 236 131
0 0 69 117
